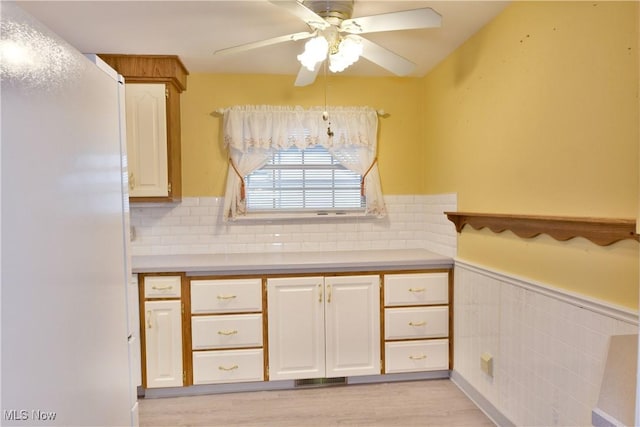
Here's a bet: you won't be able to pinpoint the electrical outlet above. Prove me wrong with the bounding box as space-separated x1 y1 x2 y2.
480 352 493 377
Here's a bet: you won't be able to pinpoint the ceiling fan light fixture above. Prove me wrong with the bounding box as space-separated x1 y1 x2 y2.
328 35 362 73
297 36 328 71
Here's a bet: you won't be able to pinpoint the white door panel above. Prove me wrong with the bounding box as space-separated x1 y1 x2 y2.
145 300 183 388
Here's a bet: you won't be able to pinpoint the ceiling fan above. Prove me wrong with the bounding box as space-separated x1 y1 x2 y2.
213 0 442 86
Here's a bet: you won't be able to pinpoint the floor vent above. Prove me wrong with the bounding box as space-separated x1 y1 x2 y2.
294 377 347 388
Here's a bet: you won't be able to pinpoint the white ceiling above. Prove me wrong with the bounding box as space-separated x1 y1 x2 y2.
17 0 509 78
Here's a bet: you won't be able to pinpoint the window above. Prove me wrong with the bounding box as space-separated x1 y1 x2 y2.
222 105 386 221
245 145 365 213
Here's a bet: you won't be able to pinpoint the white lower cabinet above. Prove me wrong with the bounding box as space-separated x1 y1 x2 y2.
192 314 263 350
139 269 452 391
384 339 449 373
383 272 450 374
190 278 265 385
384 306 449 340
144 299 184 388
267 275 380 381
193 349 264 385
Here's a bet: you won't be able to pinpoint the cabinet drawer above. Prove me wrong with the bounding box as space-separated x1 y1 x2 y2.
192 314 263 350
191 279 262 314
384 273 448 306
144 276 181 299
385 307 449 340
192 349 264 385
385 339 449 373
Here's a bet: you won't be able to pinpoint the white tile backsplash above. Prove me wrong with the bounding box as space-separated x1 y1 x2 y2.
454 260 638 427
130 194 457 257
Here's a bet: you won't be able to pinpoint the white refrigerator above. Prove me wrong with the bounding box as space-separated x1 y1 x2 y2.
1 2 137 426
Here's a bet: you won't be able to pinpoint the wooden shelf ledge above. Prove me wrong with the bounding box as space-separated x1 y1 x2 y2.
444 212 639 246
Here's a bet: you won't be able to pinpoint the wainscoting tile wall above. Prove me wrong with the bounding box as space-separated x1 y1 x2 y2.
129 194 458 257
453 260 638 426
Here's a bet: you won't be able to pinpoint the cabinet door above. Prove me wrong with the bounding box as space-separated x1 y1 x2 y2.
125 83 168 198
267 277 325 380
325 275 381 377
144 300 183 388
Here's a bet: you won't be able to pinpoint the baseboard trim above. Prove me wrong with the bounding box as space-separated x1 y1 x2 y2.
141 371 451 399
347 370 450 384
450 370 515 427
592 407 625 427
142 380 296 398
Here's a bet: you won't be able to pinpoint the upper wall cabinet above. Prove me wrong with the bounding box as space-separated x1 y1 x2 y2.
99 54 188 203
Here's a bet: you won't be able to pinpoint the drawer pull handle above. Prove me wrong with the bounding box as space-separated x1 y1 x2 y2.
217 294 237 300
217 330 238 336
146 310 152 329
151 285 173 291
409 321 426 327
318 283 323 303
409 354 427 360
408 287 425 293
218 364 239 371
327 284 332 303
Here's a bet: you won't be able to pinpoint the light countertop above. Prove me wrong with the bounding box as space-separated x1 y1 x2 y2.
132 248 453 276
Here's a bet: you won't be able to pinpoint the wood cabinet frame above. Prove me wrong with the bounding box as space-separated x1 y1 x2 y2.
98 54 188 203
138 267 453 392
138 272 187 388
381 269 453 374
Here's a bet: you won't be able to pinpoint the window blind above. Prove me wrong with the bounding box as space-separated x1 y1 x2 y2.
245 145 365 212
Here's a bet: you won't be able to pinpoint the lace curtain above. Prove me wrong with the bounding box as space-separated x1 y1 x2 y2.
222 105 386 220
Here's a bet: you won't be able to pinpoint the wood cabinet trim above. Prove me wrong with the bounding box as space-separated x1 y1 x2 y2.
186 269 453 281
139 268 453 390
445 211 639 246
138 276 148 388
101 55 187 203
97 54 189 91
192 346 263 352
381 269 452 374
182 274 193 386
138 273 187 388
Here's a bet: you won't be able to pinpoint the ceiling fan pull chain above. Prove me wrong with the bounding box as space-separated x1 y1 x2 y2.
323 58 333 137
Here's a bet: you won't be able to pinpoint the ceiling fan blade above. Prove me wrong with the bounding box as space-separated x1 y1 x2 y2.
340 8 442 34
294 62 322 86
356 36 415 76
269 1 329 30
214 31 315 56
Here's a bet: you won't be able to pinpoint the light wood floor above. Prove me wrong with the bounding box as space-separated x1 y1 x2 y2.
138 379 494 426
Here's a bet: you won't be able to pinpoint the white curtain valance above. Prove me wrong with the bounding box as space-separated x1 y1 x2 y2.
221 105 386 220
223 105 379 152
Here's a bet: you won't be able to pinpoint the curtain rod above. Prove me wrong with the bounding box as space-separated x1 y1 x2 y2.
211 108 389 117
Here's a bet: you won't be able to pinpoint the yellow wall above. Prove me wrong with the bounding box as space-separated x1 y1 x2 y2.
180 74 425 196
421 1 639 308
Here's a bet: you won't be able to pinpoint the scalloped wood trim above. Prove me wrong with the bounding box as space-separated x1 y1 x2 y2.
444 212 639 246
